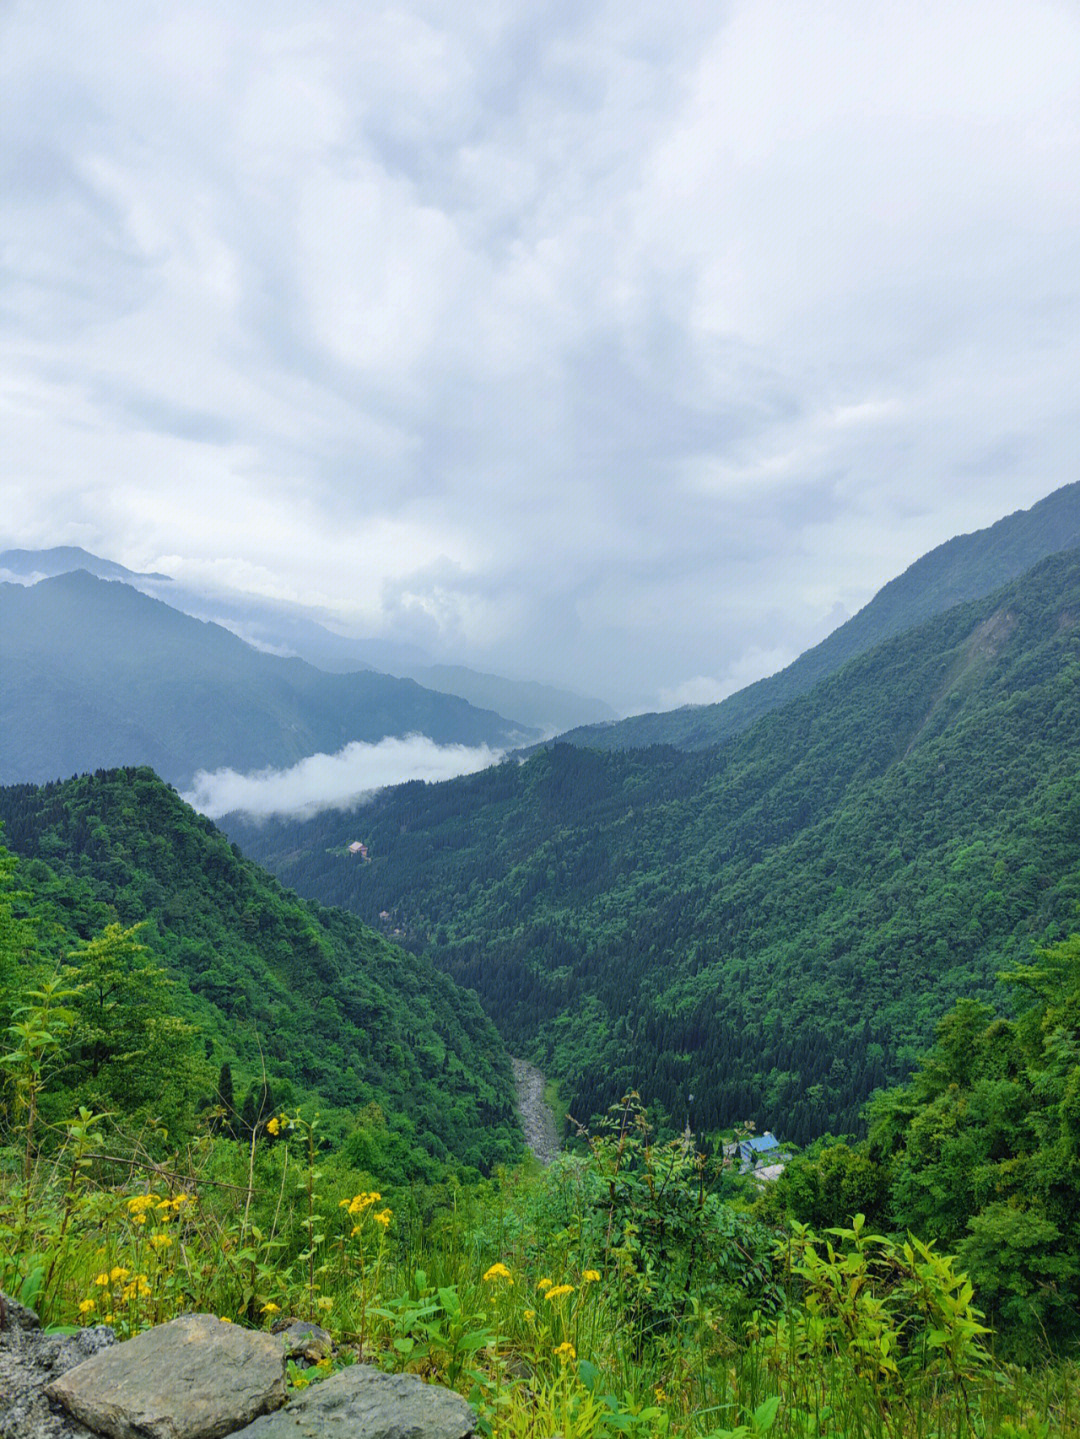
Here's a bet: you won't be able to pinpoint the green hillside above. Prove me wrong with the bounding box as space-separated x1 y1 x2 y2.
562 479 1080 751
228 548 1080 1145
0 767 520 1176
0 571 535 787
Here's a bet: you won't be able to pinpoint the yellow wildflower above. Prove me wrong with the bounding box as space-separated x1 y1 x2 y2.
654 1386 669 1403
261 1302 281 1315
341 1191 381 1215
483 1262 513 1284
372 1208 392 1229
266 1116 281 1135
219 1316 233 1323
104 1313 114 1324
537 1277 553 1291
582 1269 601 1283
149 1233 173 1250
545 1284 574 1302
121 1276 152 1301
127 1194 157 1215
524 1309 536 1322
78 1299 96 1315
110 1267 130 1283
133 1214 147 1225
94 1272 110 1287
554 1342 576 1361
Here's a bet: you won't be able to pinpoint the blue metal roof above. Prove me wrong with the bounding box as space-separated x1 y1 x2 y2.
743 1134 780 1152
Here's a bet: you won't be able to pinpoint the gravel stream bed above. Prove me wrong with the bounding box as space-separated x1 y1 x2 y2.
510 1058 561 1165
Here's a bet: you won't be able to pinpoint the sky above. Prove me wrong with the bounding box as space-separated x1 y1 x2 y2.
3 0 1079 716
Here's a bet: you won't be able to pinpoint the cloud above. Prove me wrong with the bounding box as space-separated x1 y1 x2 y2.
657 645 796 712
182 734 503 820
2 1 1078 715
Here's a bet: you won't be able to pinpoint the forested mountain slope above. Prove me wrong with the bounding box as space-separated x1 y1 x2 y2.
229 549 1080 1145
561 480 1080 751
0 767 520 1175
0 571 534 786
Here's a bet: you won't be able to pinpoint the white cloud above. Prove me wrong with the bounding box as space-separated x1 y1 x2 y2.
182 734 503 820
2 0 1078 713
657 645 795 712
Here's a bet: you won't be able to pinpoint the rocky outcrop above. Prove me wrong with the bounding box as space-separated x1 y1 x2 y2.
44 1315 288 1439
0 1295 116 1439
230 1365 476 1439
1 1298 477 1439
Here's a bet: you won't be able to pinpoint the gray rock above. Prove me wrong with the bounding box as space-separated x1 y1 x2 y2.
231 1365 476 1439
1 1293 43 1334
270 1322 332 1364
45 1315 287 1439
0 1310 117 1439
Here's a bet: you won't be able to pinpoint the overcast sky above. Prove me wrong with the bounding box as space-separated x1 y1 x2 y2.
3 1 1078 714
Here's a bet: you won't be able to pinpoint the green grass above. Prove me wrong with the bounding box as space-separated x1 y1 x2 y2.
3 1110 1077 1439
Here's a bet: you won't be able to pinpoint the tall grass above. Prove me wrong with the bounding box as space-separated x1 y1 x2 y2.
1 1113 1076 1437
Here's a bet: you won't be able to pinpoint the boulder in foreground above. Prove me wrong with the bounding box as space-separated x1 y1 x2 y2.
45 1315 287 1439
231 1365 476 1439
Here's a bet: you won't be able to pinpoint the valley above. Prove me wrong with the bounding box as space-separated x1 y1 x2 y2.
2 494 1080 1427
227 548 1080 1146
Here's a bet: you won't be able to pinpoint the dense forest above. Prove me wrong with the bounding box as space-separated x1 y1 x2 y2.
3 552 1080 1425
0 767 520 1177
230 548 1080 1145
769 934 1080 1352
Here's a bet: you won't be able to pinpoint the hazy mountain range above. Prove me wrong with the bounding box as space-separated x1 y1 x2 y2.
229 545 1080 1144
0 546 614 735
0 570 535 788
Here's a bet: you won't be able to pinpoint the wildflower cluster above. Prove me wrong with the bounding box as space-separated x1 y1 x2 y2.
76 1192 195 1332
339 1191 392 1232
84 1265 150 1325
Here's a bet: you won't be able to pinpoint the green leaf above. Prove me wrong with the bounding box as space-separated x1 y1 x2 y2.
752 1396 780 1433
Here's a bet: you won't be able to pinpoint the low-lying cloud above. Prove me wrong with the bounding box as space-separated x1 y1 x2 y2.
182 734 503 820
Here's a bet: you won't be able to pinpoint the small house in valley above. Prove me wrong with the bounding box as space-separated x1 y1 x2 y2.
737 1132 787 1176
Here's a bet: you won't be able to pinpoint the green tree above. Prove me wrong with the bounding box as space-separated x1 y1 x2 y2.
57 923 208 1141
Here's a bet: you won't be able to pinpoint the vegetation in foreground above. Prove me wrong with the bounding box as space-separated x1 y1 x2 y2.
3 881 1079 1435
3 1085 1077 1439
3 774 1080 1434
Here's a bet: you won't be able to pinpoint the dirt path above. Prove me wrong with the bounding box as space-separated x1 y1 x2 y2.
511 1058 561 1165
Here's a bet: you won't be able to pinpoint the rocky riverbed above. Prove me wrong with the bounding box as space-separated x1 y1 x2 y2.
511 1058 561 1165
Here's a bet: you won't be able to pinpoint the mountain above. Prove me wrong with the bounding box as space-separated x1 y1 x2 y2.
406 665 615 734
0 544 172 584
0 546 614 732
559 480 1080 751
0 571 535 787
0 766 520 1176
226 547 1080 1146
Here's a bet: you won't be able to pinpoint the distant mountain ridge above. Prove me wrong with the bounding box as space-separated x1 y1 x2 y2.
0 546 614 732
0 544 172 583
559 481 1080 751
0 570 535 787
